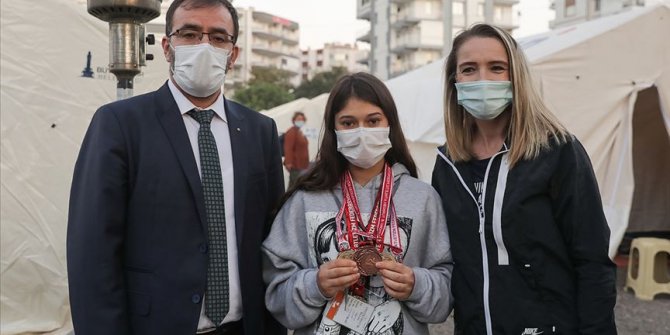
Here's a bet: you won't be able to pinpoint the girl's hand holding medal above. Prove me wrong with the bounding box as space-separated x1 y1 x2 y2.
375 261 415 300
316 259 360 298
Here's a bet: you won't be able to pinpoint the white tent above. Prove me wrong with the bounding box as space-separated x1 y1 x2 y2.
1 0 168 333
264 4 670 258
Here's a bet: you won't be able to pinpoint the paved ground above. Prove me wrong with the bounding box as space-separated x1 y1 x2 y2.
429 265 670 335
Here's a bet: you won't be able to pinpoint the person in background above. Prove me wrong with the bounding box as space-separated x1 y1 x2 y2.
66 1 286 334
431 23 617 335
284 111 309 187
263 72 453 335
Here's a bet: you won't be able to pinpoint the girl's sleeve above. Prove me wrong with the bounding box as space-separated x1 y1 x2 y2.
262 192 329 329
403 187 454 323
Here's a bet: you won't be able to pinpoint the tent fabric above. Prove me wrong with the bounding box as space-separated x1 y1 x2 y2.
1 1 669 334
1 0 168 333
263 4 670 258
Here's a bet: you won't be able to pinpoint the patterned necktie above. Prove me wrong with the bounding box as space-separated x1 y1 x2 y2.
188 109 229 325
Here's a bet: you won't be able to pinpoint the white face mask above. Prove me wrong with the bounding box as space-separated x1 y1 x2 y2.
171 43 229 97
336 127 392 169
294 120 305 128
455 80 513 120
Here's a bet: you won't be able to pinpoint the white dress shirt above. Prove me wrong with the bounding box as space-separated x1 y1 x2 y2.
167 80 242 329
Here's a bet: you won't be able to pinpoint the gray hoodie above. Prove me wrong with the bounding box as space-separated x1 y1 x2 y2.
263 163 453 335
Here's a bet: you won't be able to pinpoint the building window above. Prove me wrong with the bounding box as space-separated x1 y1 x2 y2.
565 0 576 16
452 2 464 15
317 60 323 67
594 0 601 11
302 61 308 68
494 6 503 21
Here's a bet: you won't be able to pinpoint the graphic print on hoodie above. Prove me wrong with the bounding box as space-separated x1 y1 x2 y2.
306 213 413 335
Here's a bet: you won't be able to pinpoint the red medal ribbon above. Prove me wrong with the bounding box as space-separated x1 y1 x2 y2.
335 163 402 256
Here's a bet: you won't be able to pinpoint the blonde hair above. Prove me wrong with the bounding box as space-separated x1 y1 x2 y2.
443 24 568 166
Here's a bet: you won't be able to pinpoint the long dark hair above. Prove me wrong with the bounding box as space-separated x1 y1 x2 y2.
276 72 417 212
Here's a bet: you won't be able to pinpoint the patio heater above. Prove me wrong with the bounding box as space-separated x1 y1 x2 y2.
87 0 162 100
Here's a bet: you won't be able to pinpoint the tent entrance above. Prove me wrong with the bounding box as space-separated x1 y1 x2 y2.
627 85 670 234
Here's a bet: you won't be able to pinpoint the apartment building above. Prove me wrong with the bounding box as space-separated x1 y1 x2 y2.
357 0 519 79
235 8 302 87
300 43 369 81
550 0 645 28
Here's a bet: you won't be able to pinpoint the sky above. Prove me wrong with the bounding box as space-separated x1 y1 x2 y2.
234 0 554 49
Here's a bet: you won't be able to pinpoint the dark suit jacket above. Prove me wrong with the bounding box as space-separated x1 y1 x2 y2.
67 83 286 334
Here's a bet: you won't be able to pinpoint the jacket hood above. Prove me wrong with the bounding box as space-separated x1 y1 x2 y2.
334 162 409 189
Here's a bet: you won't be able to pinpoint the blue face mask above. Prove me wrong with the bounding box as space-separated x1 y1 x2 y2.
455 81 513 120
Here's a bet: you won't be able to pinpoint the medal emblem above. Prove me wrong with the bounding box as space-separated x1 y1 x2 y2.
353 246 382 276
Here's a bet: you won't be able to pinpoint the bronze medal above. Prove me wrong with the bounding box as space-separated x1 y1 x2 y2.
381 251 397 262
337 249 355 260
353 246 382 276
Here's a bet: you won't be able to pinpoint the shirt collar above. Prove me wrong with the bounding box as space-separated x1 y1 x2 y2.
168 79 227 123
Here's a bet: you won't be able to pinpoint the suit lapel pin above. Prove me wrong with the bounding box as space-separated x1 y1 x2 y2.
236 127 241 132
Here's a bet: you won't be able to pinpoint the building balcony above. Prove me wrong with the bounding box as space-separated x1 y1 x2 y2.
356 54 370 65
357 29 371 43
252 25 299 45
391 12 440 29
494 0 520 5
391 41 442 55
252 29 281 42
494 20 519 31
390 11 421 29
357 0 372 20
252 45 285 58
252 11 299 31
251 44 299 59
281 37 299 46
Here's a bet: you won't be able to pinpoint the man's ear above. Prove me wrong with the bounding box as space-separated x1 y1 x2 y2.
162 36 172 62
227 45 240 71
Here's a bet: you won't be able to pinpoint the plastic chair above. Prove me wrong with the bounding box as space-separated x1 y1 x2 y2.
625 237 670 300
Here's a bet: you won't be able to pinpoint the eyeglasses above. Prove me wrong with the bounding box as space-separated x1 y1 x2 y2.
168 29 235 48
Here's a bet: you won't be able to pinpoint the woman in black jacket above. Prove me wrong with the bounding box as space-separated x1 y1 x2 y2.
431 23 617 335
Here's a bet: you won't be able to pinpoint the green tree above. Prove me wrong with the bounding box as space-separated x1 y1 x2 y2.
248 67 294 90
294 67 349 99
233 67 295 110
233 82 294 111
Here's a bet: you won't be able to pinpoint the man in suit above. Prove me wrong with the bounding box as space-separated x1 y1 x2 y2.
67 1 286 334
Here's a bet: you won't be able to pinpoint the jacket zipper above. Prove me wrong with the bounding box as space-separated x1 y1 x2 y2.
437 148 509 335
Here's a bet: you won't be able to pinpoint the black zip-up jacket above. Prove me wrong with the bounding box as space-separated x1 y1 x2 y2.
431 136 617 335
